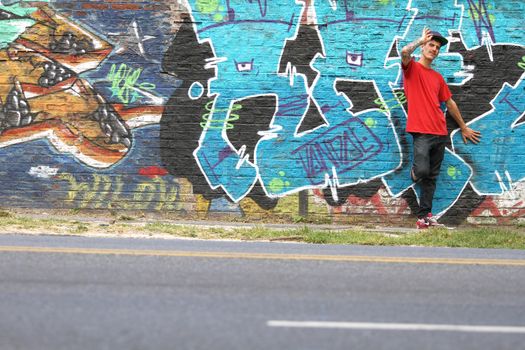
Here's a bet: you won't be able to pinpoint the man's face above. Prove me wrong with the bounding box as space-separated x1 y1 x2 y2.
422 39 441 61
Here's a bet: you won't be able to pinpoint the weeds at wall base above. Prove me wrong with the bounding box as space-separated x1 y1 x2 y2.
1 208 525 249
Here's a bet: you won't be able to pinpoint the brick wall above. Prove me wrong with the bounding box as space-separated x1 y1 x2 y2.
0 0 524 226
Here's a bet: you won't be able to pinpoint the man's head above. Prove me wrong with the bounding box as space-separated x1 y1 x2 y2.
430 31 448 47
421 31 448 62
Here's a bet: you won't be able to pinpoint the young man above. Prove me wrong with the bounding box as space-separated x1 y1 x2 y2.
401 27 481 229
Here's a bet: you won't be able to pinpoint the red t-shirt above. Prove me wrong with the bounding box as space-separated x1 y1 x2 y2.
402 59 452 135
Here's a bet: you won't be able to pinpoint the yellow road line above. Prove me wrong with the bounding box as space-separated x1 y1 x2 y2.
1 245 525 266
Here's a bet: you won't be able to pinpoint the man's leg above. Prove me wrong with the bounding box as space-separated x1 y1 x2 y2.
418 135 447 218
411 133 432 218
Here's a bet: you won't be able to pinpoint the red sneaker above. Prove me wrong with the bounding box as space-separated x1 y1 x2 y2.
426 213 445 227
416 217 429 229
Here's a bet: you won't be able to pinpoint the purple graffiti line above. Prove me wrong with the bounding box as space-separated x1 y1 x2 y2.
200 146 236 182
320 101 345 114
500 90 520 114
276 94 309 116
467 0 495 44
323 9 408 32
291 118 383 185
198 14 296 34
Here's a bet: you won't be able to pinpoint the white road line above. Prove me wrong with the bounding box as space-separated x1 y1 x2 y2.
267 321 525 334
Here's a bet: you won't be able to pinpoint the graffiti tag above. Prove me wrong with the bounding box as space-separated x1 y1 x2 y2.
107 63 156 104
58 173 184 210
374 91 407 114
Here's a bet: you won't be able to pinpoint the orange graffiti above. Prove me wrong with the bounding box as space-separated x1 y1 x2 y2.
0 5 163 168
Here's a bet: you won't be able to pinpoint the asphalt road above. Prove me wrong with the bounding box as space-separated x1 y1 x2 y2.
1 234 525 350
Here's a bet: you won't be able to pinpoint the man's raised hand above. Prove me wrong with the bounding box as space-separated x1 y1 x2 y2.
420 27 433 45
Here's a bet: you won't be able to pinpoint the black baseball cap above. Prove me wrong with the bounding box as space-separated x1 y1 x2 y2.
430 31 448 47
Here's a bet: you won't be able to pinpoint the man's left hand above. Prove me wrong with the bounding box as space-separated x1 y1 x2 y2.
461 127 481 144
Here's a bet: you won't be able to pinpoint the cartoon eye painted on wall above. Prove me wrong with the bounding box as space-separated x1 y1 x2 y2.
234 59 254 72
346 51 363 67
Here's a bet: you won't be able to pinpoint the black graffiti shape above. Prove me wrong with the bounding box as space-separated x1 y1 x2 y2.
446 33 525 130
279 24 322 87
160 16 220 200
161 16 214 82
322 179 382 206
435 184 485 226
0 86 34 132
295 103 327 134
226 95 275 163
335 81 378 112
38 61 76 87
49 31 94 56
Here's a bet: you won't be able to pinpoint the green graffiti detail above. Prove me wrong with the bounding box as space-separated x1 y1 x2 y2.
365 117 377 128
196 0 220 13
269 171 291 193
201 100 242 130
374 91 406 114
106 63 156 105
269 177 285 193
195 0 226 22
447 166 462 180
518 56 525 70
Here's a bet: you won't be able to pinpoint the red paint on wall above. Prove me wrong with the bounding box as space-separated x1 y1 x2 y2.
138 166 169 178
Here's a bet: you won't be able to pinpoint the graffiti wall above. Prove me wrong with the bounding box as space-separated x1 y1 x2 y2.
0 0 523 226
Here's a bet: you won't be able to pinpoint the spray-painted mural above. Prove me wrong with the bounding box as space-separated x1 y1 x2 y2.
0 0 524 225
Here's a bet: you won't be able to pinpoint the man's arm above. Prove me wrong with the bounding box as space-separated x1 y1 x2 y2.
401 27 433 66
445 98 481 144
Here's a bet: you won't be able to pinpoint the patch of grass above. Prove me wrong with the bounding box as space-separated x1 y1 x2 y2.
292 215 306 224
69 208 81 215
70 222 89 233
515 222 525 228
0 212 525 249
226 226 525 249
1 216 58 230
291 215 332 225
143 223 200 238
301 227 525 249
403 227 525 249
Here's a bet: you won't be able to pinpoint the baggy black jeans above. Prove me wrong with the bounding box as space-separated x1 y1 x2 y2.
411 133 447 219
